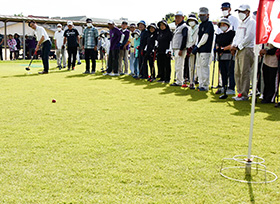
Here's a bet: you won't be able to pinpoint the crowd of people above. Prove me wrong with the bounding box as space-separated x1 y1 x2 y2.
4 2 280 105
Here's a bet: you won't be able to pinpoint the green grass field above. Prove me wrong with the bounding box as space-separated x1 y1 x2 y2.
0 60 279 203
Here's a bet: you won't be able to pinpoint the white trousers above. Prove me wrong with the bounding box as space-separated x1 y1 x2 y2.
174 50 187 85
197 52 211 90
188 53 196 84
56 48 67 67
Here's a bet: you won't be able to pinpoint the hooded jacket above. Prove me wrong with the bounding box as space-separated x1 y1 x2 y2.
145 26 158 56
157 21 173 54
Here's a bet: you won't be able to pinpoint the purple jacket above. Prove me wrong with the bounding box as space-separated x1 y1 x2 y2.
110 27 123 50
120 29 130 50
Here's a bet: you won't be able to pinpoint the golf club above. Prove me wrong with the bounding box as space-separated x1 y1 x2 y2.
211 51 217 89
274 61 280 108
25 51 37 71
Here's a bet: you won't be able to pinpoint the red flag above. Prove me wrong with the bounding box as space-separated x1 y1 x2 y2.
256 0 280 48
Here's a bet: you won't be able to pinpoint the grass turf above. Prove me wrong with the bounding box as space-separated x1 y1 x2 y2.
0 60 279 203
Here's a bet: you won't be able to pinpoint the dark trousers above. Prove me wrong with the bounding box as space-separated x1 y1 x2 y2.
219 60 235 90
15 50 20 59
0 47 3 60
139 51 148 78
67 47 77 69
184 56 189 80
10 51 15 60
28 48 35 59
147 52 156 78
263 63 278 102
85 49 97 72
41 40 51 72
107 49 119 73
157 53 171 82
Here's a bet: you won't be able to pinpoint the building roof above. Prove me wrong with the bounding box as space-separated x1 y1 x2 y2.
0 15 138 27
0 15 108 27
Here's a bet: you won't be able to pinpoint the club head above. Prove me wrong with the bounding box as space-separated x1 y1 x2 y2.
219 94 228 99
26 67 30 71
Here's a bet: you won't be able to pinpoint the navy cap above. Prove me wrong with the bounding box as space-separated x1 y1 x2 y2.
221 2 231 9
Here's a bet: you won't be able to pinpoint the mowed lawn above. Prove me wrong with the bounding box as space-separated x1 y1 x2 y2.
0 60 279 203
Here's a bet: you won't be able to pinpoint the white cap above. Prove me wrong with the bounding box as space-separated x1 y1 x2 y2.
57 23 62 27
175 11 184 16
108 20 115 25
67 21 73 26
235 4 250 12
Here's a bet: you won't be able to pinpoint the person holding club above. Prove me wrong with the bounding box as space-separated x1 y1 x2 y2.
231 4 255 101
192 7 215 91
28 20 51 74
215 18 236 99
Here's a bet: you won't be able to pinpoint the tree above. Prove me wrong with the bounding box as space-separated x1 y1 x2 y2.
14 13 23 17
164 13 175 24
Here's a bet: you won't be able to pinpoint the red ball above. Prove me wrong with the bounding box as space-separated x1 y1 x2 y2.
238 93 242 98
52 99 56 103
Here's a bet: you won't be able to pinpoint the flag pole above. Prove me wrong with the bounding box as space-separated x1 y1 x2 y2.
246 45 260 175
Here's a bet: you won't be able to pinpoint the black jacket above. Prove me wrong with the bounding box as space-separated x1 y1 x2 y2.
139 29 150 51
216 30 235 55
146 30 158 56
157 25 173 54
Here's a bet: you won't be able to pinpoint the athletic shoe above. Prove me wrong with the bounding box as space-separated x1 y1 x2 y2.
103 73 109 76
124 72 129 75
226 89 235 95
38 71 48 74
215 88 223 94
91 71 96 74
77 62 82 65
249 91 261 97
189 84 195 90
259 94 264 100
219 94 228 99
67 68 70 71
170 83 180 86
198 87 208 91
109 73 119 76
157 80 165 83
83 71 90 74
63 66 66 68
133 75 139 79
234 96 249 101
164 81 170 84
72 67 75 70
120 72 125 75
181 84 188 88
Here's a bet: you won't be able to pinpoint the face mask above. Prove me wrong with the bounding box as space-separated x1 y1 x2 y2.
220 26 228 32
188 21 196 27
87 23 92 27
199 15 208 22
238 13 247 21
222 10 229 17
57 27 62 31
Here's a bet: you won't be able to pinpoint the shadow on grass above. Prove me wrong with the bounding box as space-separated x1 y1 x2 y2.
245 174 255 204
66 74 89 78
